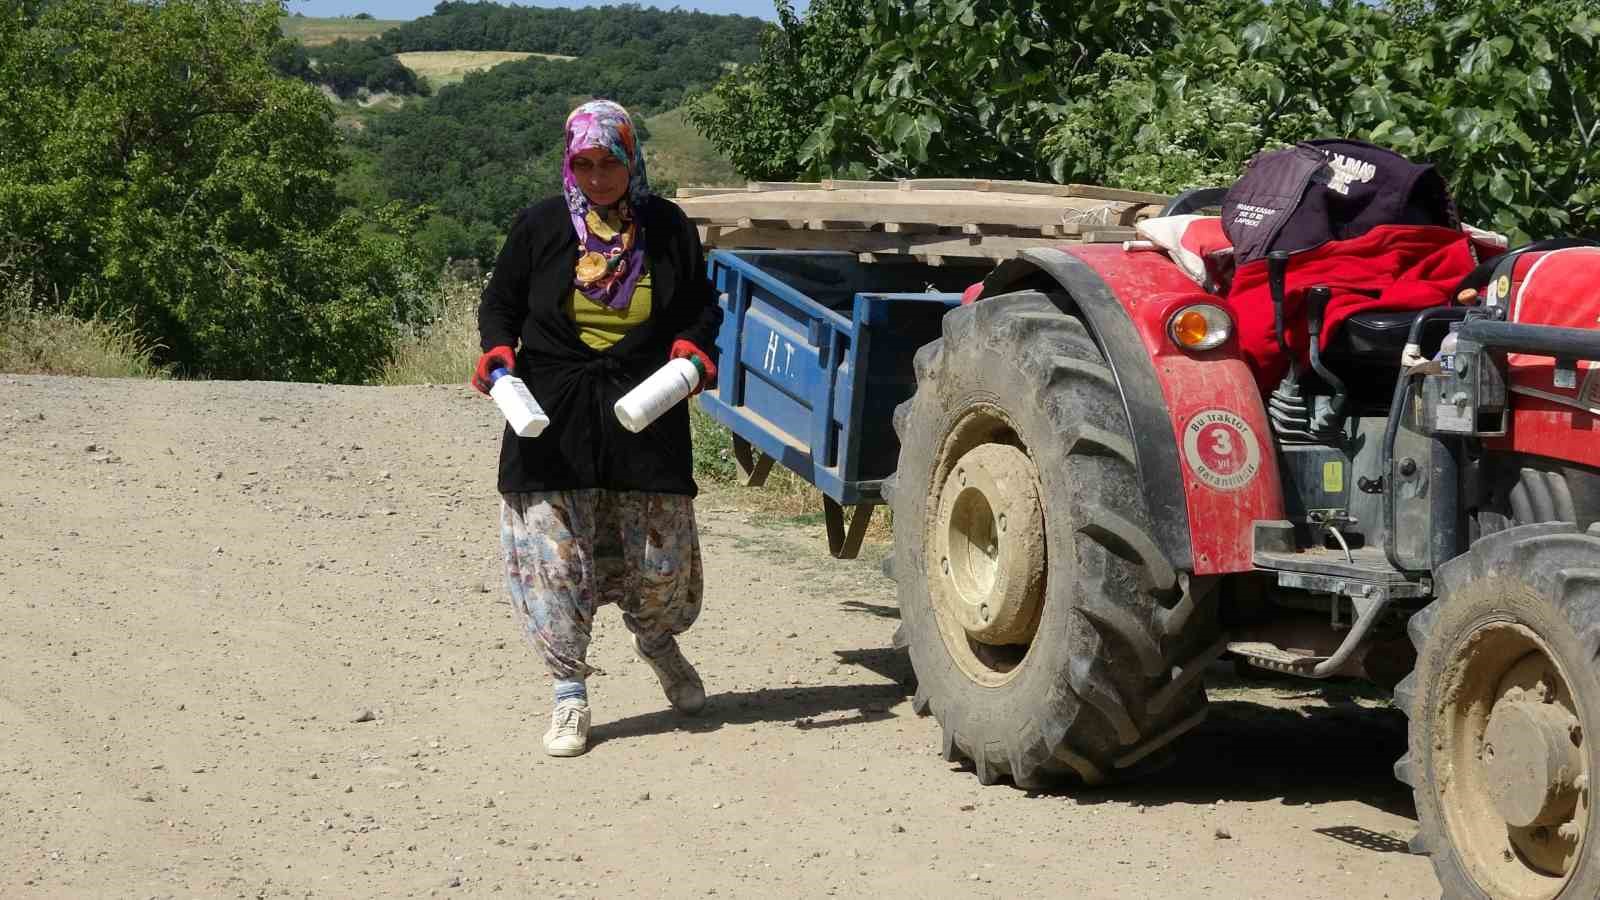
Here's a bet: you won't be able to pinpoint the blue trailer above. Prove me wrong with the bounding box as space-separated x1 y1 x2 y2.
695 250 977 558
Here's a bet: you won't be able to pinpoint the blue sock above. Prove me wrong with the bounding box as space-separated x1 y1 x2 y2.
554 678 587 704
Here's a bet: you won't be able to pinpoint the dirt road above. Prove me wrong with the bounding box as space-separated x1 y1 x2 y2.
0 375 1437 898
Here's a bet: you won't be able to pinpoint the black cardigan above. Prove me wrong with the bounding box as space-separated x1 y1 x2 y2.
477 195 722 496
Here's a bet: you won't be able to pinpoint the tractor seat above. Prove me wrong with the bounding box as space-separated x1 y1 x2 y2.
1323 308 1454 360
1327 310 1416 355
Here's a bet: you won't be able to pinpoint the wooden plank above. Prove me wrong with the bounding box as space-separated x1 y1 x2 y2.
735 218 805 229
678 186 1161 246
702 225 1078 262
745 181 824 192
676 187 745 198
906 178 1080 197
901 178 993 192
682 195 1089 230
687 180 1170 205
1080 227 1138 243
1064 184 1172 205
820 179 894 191
812 219 880 230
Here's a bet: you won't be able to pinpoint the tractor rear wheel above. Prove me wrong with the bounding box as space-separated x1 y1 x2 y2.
889 290 1218 787
1395 523 1600 898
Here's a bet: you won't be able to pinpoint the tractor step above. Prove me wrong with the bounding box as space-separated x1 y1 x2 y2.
1226 640 1326 673
1254 518 1433 602
1253 541 1432 602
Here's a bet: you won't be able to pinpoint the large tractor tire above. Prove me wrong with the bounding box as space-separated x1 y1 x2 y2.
889 290 1219 787
1395 523 1600 898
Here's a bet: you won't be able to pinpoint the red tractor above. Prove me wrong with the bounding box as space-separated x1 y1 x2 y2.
884 174 1600 897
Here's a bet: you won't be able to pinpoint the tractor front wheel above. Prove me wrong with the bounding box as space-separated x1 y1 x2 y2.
1396 523 1600 898
890 290 1218 787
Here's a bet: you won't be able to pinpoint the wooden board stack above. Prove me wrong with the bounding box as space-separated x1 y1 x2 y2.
675 179 1172 266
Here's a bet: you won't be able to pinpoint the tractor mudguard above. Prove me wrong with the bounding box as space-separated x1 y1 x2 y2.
979 245 1285 575
1482 245 1600 468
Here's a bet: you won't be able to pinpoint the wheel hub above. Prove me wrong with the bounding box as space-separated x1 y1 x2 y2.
1433 621 1591 897
1484 699 1584 829
932 441 1045 647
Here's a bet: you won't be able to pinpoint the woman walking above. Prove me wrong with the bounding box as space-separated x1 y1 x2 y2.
471 99 721 757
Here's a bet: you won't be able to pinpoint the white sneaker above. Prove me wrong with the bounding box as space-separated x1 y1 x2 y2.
542 699 590 757
632 635 706 715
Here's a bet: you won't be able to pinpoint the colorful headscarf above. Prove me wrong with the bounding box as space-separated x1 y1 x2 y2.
563 100 652 311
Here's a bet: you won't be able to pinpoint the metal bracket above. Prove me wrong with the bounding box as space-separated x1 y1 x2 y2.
1227 593 1397 679
731 435 775 487
823 496 875 559
1308 595 1393 678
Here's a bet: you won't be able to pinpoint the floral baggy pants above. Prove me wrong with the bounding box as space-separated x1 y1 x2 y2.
500 490 704 680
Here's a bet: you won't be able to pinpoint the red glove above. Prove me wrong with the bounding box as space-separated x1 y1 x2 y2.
669 339 716 394
470 345 516 395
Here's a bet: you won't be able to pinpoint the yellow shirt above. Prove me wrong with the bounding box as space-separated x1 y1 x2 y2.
569 270 652 351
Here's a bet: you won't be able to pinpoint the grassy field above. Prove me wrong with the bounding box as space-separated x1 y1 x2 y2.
279 14 407 46
0 279 169 379
644 107 740 189
377 278 482 388
394 50 577 90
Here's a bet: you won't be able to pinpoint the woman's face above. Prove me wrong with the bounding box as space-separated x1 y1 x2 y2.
571 147 629 207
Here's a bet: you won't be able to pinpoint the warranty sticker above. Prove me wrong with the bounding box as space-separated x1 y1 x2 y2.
1183 409 1262 492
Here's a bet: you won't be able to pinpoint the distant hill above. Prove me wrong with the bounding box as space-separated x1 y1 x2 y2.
276 4 763 101
279 14 407 47
645 107 738 190
394 50 574 90
277 3 755 268
377 2 764 60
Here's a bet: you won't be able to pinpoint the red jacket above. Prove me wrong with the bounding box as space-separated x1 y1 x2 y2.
1226 224 1487 386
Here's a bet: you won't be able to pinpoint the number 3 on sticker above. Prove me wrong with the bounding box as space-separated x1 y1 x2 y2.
1210 428 1234 457
1183 409 1262 492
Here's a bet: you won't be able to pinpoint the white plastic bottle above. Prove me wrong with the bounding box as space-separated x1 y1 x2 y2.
489 368 550 437
614 357 701 433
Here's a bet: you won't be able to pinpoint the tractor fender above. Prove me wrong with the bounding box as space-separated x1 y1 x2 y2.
979 245 1285 575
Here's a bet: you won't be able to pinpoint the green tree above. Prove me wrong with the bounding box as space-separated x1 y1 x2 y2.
694 0 1600 241
1042 0 1600 239
686 0 869 181
0 0 431 382
747 0 1188 181
1361 0 1600 238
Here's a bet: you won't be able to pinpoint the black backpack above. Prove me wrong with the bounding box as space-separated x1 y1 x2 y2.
1222 139 1459 266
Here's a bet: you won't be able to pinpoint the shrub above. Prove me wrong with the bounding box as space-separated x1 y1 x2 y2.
0 0 435 383
0 274 168 378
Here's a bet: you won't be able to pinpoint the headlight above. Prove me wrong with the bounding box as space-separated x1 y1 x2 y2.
1167 304 1232 351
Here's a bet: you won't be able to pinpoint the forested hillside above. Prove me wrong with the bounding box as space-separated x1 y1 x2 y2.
356 47 735 266
0 0 757 382
381 1 763 58
276 3 761 268
1 0 429 383
276 3 763 99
